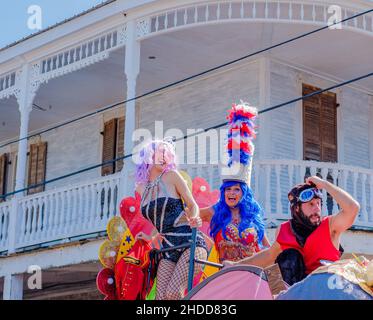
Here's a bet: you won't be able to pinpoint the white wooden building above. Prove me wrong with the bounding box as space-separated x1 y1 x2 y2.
0 0 373 299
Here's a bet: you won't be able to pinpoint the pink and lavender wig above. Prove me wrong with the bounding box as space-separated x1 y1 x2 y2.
135 139 177 185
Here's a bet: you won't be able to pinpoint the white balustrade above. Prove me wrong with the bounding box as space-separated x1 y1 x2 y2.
181 160 373 228
0 202 11 252
143 0 373 38
13 173 121 249
0 160 372 253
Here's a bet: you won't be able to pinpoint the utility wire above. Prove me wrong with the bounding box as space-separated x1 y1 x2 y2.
0 8 371 150
1 71 371 199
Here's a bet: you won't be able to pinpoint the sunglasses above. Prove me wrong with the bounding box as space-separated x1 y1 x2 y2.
298 188 322 203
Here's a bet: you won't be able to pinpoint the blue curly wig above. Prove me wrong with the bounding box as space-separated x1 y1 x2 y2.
210 180 265 246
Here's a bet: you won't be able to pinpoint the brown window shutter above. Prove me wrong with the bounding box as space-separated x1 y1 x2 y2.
27 142 47 195
116 116 125 172
303 84 321 161
36 142 48 192
0 153 8 202
27 144 38 194
303 84 337 163
320 92 338 162
102 118 117 176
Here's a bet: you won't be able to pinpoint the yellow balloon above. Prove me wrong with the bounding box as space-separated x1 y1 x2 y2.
98 240 120 269
179 170 192 191
107 216 127 242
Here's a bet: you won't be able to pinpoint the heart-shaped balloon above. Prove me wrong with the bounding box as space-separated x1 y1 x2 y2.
119 192 155 238
107 216 127 242
96 268 116 297
190 176 219 250
98 240 120 269
192 177 219 208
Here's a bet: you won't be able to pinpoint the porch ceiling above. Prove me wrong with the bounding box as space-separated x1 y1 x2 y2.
138 21 373 94
1 20 372 143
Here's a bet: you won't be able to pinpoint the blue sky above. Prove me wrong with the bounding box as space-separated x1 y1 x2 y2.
0 0 107 48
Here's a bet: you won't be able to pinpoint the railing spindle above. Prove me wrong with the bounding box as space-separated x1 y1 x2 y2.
369 174 373 223
264 165 271 216
361 173 368 223
321 167 328 216
287 164 294 216
330 169 339 214
275 164 282 215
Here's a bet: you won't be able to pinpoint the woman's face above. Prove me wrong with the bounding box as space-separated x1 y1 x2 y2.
153 144 167 171
224 183 243 208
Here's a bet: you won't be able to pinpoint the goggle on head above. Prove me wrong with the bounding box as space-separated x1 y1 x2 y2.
288 186 322 205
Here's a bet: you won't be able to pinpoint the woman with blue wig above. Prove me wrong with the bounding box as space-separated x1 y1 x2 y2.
200 102 270 263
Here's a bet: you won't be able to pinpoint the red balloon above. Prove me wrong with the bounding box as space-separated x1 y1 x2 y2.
96 268 116 297
119 192 155 238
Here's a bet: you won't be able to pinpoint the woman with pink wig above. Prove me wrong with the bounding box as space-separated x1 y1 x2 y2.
135 139 208 300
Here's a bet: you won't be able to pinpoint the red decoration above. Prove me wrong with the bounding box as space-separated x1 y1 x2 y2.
191 177 219 243
114 240 153 300
96 268 116 299
120 192 154 237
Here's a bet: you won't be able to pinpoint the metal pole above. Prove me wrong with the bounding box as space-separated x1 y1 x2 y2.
194 258 223 269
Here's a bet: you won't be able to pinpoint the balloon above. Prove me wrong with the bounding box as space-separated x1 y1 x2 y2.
192 177 219 208
179 170 193 191
96 268 116 297
107 216 127 242
120 192 154 237
98 240 120 269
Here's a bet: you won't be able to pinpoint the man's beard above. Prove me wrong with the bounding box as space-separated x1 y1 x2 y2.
290 205 321 247
303 212 321 227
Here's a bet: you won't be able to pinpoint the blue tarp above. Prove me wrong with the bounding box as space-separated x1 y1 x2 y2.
276 273 372 300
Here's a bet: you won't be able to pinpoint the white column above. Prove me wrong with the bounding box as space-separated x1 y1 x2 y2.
295 73 303 160
15 64 33 195
258 57 271 160
369 95 373 169
3 273 24 300
337 88 344 164
8 64 34 254
121 20 140 198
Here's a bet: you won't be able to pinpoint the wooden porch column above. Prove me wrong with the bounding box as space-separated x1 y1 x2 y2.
258 57 271 159
3 273 24 300
121 19 140 197
15 64 33 195
8 64 35 254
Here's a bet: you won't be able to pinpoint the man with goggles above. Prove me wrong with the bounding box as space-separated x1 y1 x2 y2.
296 187 323 203
223 175 360 286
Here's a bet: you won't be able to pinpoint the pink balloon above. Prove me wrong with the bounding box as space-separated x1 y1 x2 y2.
192 177 219 208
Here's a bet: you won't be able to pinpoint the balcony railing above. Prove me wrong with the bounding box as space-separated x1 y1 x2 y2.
0 160 372 254
0 201 10 252
0 173 121 253
181 160 373 228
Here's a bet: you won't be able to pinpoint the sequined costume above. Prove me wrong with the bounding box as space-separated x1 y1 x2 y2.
214 221 261 263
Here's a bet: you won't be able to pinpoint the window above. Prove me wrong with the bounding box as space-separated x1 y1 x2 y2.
101 117 124 176
27 142 48 195
303 84 338 162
